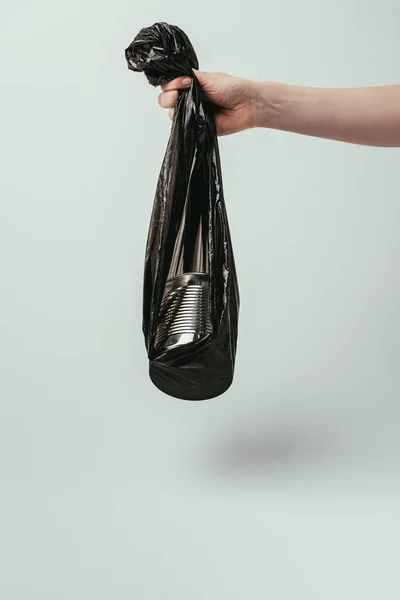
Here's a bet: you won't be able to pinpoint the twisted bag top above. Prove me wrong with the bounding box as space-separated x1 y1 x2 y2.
125 22 199 85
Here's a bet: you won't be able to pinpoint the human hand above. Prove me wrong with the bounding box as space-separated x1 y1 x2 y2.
158 70 257 136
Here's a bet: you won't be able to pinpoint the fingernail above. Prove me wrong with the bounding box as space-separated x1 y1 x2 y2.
182 77 192 86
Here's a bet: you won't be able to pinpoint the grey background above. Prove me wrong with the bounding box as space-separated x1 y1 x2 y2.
1 0 400 598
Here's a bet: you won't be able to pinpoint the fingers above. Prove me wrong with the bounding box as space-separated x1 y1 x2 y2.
158 90 178 109
161 76 192 92
158 76 192 110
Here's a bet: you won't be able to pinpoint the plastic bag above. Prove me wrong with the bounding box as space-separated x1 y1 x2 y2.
125 22 239 400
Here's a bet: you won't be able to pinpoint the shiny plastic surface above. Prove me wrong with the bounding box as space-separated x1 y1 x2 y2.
125 22 239 400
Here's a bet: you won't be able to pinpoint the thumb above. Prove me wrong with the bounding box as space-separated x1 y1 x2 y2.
192 69 221 99
192 69 212 86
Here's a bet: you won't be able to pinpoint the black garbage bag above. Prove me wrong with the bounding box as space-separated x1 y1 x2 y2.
125 22 239 400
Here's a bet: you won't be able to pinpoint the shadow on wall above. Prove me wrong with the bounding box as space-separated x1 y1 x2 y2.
201 409 349 476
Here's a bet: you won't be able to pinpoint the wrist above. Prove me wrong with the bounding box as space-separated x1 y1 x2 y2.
249 81 287 129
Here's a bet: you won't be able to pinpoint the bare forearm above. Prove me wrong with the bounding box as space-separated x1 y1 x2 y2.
252 82 400 147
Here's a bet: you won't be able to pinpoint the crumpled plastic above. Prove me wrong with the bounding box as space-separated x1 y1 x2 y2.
125 22 239 400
